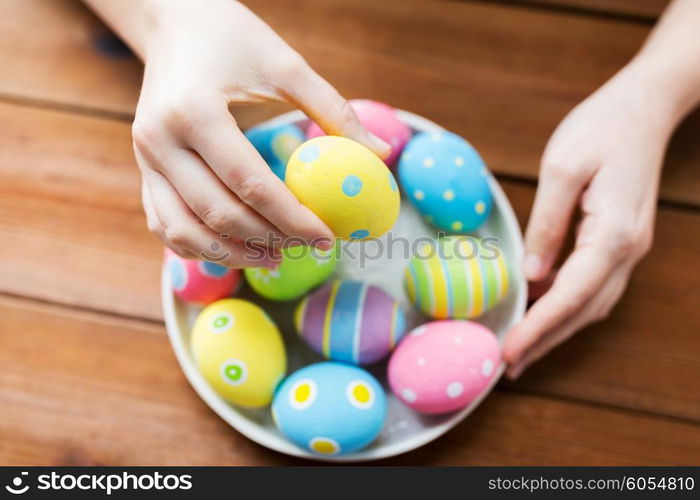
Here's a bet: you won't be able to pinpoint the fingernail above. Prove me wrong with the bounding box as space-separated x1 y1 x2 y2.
367 132 391 158
315 238 333 251
507 366 523 380
524 254 543 281
262 256 282 270
265 261 281 271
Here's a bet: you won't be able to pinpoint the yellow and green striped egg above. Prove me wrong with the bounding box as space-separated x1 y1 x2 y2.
404 236 510 319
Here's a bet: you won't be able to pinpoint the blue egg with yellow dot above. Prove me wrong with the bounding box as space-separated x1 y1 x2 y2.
245 123 305 180
398 131 493 232
272 362 387 456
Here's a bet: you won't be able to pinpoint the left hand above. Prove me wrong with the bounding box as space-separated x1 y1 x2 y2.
503 62 677 379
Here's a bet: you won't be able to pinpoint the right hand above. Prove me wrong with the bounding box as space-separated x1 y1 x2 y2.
132 0 390 268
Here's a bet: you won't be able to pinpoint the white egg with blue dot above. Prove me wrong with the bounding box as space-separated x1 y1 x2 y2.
272 362 387 456
398 131 493 232
245 123 305 180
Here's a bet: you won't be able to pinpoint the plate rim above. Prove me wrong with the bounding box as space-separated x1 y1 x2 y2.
162 109 527 462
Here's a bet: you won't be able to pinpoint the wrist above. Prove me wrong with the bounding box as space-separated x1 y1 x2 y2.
624 51 700 131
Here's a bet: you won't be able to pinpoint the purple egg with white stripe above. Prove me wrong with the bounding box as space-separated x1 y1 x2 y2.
294 280 406 365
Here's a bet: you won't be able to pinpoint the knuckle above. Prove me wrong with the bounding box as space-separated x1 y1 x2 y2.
163 224 192 250
542 160 582 185
274 52 308 83
334 99 360 131
146 217 163 237
201 206 235 234
168 244 192 259
155 94 214 138
591 304 613 323
132 116 164 150
236 176 269 206
532 219 562 245
637 229 654 256
219 251 246 270
602 223 648 256
163 101 196 135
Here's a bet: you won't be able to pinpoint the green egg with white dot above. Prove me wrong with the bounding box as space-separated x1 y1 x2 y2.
190 298 286 408
398 130 493 233
244 243 338 301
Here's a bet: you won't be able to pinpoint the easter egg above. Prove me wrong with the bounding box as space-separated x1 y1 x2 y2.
398 130 493 232
306 99 412 167
285 136 400 240
295 280 406 365
388 320 501 414
404 236 509 319
190 299 286 408
244 244 338 301
272 362 386 455
245 123 305 180
165 248 241 305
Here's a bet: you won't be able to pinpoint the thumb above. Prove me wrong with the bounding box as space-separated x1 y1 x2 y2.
525 162 589 281
282 60 391 159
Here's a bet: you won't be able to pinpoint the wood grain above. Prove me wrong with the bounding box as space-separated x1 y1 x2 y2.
0 102 162 320
1 101 698 422
508 0 669 18
1 295 697 466
0 0 141 116
2 0 700 206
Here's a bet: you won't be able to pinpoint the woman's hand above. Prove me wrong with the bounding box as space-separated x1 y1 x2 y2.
98 0 390 268
502 62 678 378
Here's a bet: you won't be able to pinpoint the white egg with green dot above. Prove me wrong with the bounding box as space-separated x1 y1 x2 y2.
398 130 493 233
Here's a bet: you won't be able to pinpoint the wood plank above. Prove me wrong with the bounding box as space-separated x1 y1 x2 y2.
0 102 162 320
1 295 698 465
1 101 699 422
509 0 668 18
2 0 700 206
0 0 141 116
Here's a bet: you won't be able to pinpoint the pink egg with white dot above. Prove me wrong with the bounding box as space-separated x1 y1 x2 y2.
306 99 411 168
164 248 242 305
388 320 501 415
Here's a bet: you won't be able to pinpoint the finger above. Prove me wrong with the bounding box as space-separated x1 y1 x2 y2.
144 168 281 269
524 162 593 281
182 101 335 249
507 269 630 378
282 64 391 158
140 144 284 249
141 180 197 258
502 242 615 365
527 269 557 303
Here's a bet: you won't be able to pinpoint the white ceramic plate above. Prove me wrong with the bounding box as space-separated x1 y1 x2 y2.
162 109 527 462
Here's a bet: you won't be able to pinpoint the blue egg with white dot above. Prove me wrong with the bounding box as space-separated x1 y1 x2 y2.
245 123 305 180
272 362 387 456
398 131 493 232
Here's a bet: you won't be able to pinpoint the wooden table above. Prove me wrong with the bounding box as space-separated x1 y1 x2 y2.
1 0 698 465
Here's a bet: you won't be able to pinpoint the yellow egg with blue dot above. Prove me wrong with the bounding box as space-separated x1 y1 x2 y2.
285 136 400 240
404 236 510 319
190 299 286 408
